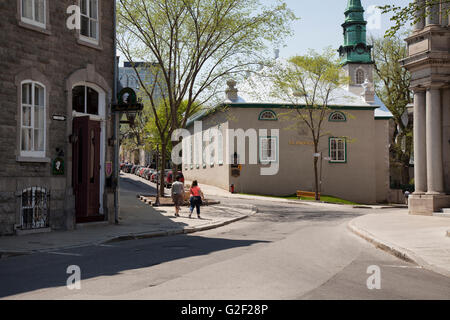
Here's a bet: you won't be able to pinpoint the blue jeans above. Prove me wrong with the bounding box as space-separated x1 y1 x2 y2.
189 196 202 214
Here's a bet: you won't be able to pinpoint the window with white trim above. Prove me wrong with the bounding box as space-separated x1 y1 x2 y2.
329 138 346 163
329 111 346 122
21 81 46 157
217 126 223 165
80 0 99 42
21 0 46 28
72 85 99 115
259 137 277 163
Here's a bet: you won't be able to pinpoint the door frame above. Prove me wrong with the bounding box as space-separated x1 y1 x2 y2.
72 81 106 215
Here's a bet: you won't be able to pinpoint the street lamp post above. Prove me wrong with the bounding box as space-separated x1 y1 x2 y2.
154 143 161 206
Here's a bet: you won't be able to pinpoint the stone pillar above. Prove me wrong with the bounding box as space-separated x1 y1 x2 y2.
426 1 440 25
414 0 425 30
426 87 444 194
413 90 427 194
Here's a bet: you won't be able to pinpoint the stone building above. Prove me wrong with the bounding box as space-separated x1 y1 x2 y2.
0 0 116 235
402 0 450 215
181 0 392 204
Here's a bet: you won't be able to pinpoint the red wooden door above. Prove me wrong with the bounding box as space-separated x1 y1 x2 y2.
73 117 102 223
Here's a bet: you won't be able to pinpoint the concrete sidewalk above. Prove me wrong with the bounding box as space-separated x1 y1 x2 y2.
0 184 256 258
348 210 450 277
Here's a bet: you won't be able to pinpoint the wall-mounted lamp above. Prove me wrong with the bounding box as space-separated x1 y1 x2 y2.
69 134 78 144
108 137 116 147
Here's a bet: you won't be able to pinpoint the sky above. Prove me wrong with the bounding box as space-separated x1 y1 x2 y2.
118 0 412 65
273 0 411 58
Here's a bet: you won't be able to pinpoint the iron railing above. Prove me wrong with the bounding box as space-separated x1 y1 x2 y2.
20 187 50 230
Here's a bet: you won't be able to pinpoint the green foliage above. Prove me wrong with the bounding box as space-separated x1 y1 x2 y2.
266 48 348 145
379 0 450 37
371 34 413 184
117 0 297 131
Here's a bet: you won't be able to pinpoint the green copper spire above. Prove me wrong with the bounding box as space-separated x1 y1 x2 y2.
338 0 373 65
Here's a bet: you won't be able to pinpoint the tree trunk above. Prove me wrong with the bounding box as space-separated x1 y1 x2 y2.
312 142 320 201
401 164 410 186
160 143 167 197
313 156 319 201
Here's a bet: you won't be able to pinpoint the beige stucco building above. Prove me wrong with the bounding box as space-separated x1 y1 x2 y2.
401 0 450 215
181 0 392 204
182 79 391 204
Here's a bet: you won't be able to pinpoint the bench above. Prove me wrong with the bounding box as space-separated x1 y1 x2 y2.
296 191 320 199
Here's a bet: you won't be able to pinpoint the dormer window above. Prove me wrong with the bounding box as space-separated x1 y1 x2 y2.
329 111 346 122
258 110 278 121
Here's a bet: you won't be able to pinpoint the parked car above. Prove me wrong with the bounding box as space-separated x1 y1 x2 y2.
165 171 184 188
150 172 159 183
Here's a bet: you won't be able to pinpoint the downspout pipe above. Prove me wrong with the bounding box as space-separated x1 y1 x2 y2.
113 0 119 224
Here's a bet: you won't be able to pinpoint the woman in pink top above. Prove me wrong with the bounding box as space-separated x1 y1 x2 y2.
189 180 204 219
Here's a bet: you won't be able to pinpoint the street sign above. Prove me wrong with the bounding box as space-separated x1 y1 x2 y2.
52 115 66 121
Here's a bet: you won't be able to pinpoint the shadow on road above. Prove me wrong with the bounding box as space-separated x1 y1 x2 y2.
0 234 268 298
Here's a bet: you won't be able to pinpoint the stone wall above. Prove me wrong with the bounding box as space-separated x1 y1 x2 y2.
0 1 115 235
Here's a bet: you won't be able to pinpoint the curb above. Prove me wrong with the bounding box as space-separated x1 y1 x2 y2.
347 218 450 278
103 206 257 244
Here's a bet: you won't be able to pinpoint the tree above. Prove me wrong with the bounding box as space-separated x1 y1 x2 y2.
117 0 297 189
380 0 450 37
264 48 348 200
371 35 413 186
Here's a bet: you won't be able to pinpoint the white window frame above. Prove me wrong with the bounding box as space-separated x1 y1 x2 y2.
79 0 99 44
72 85 100 116
259 136 278 163
217 125 224 165
329 137 347 163
20 80 46 158
20 0 46 29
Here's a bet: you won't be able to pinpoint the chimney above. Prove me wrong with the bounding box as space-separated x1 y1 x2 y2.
274 48 280 59
226 79 238 101
361 78 375 103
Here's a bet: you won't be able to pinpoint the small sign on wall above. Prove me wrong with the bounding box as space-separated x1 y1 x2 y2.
52 157 64 175
105 161 113 178
52 115 67 121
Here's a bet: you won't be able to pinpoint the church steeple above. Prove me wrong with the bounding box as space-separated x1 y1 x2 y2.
338 0 373 65
338 0 374 102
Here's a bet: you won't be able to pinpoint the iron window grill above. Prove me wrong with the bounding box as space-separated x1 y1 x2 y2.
20 187 50 230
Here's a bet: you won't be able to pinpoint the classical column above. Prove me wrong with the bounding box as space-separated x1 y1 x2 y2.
413 90 427 194
426 87 445 194
414 0 425 30
426 1 440 25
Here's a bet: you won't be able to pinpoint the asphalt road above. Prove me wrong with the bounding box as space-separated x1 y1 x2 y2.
0 181 449 299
